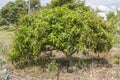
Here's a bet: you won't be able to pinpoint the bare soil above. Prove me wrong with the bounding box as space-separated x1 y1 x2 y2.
8 65 120 80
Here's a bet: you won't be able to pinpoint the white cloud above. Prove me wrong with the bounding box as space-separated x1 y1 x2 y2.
85 0 120 7
41 0 50 6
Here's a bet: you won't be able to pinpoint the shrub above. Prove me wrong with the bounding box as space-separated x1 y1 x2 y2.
112 54 120 65
9 6 114 66
0 18 8 26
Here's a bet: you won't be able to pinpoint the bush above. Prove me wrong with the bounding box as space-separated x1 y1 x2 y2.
9 6 114 66
112 54 120 65
0 18 8 26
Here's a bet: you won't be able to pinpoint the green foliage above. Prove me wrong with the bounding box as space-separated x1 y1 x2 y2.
1 2 15 23
0 18 8 26
112 54 120 65
47 0 88 11
0 10 2 18
9 2 114 66
107 12 115 20
1 0 27 25
30 0 41 9
107 12 120 41
0 25 15 31
50 0 74 8
47 60 58 79
84 12 113 52
107 12 120 28
47 60 58 72
0 0 42 26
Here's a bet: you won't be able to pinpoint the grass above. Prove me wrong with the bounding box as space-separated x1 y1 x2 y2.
114 34 120 48
0 30 14 38
0 25 14 42
0 25 14 67
0 25 15 31
0 25 14 80
109 33 120 65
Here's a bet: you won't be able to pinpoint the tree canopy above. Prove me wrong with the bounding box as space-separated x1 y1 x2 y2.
9 0 114 65
1 0 27 25
30 0 41 9
0 0 41 26
50 0 74 8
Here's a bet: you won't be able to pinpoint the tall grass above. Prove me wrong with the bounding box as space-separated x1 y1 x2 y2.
0 25 14 80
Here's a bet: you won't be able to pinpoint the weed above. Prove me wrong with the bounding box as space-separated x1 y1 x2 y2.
47 60 58 80
112 54 120 65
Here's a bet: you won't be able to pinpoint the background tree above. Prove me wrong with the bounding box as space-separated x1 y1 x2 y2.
26 0 41 13
49 0 74 8
1 0 27 26
107 12 115 20
0 10 2 18
107 12 120 34
0 10 8 26
47 0 89 12
0 18 8 26
30 0 41 9
1 2 15 24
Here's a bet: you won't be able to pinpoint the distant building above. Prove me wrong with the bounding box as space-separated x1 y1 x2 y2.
85 5 120 21
97 12 107 21
96 6 110 21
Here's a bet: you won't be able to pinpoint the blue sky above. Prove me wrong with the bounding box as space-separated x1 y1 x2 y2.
0 0 120 9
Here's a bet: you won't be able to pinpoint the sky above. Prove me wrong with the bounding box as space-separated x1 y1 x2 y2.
0 0 120 9
85 0 120 7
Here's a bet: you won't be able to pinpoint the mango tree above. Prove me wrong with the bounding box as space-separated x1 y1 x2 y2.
9 5 114 67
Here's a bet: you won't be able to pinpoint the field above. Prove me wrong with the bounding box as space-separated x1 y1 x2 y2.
0 26 120 80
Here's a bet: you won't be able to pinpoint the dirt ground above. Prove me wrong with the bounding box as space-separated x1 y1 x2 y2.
6 63 120 80
0 50 120 80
